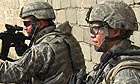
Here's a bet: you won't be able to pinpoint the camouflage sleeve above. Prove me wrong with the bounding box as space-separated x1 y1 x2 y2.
0 42 52 83
113 68 140 84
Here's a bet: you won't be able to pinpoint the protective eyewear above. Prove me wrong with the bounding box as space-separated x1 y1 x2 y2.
89 24 104 35
23 21 32 27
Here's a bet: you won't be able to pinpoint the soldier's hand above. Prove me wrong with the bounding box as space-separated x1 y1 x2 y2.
15 42 29 56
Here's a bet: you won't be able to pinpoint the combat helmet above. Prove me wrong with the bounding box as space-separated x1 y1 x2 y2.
85 0 138 52
86 0 138 31
20 1 56 46
20 1 56 20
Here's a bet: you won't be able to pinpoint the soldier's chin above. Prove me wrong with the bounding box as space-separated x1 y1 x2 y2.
94 46 103 52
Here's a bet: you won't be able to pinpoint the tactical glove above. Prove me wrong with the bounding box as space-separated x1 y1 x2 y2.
15 42 29 56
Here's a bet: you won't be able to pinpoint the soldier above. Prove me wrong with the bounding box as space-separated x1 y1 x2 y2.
0 1 86 84
68 0 140 84
85 0 140 84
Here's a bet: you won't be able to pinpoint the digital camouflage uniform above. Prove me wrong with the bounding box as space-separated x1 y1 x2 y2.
0 1 86 84
85 0 140 84
101 39 140 84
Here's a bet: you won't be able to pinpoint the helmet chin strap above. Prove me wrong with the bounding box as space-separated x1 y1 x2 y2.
95 28 127 52
95 28 109 52
94 23 125 52
29 16 40 47
29 24 40 47
29 25 40 39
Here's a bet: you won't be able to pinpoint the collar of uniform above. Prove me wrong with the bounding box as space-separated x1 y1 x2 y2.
34 25 56 42
109 39 132 53
100 39 131 64
107 39 133 66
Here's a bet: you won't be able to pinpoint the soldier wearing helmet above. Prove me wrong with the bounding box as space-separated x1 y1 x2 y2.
85 0 138 53
0 1 86 84
84 0 140 84
67 0 140 84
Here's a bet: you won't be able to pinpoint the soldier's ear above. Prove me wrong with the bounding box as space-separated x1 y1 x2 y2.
37 20 48 29
114 29 121 36
109 29 120 37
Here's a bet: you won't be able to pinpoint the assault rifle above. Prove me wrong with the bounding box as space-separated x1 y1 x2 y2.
0 24 30 61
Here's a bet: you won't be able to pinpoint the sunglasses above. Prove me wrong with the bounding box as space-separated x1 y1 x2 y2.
23 21 32 27
89 24 104 35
